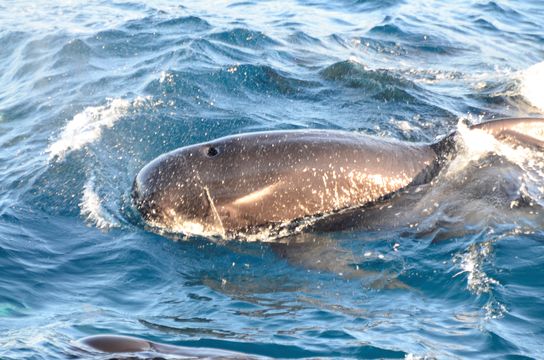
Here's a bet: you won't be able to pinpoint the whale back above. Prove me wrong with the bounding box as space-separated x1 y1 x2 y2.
207 131 437 232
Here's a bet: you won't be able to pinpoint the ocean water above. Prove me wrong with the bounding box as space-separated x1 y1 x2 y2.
1 0 544 358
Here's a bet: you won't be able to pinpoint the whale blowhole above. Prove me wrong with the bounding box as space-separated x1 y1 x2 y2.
206 146 219 157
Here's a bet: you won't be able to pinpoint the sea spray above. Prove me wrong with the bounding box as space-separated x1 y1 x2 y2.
520 61 544 112
47 98 131 160
79 177 119 230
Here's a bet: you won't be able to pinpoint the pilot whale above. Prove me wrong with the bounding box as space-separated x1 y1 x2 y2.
132 118 544 238
79 334 263 359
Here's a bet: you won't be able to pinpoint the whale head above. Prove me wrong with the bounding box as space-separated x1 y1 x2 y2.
132 130 355 238
132 131 314 237
132 140 228 237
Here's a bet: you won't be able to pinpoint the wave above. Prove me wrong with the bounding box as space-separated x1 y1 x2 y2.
46 97 152 161
47 98 130 160
363 17 473 58
453 238 510 320
156 15 211 31
474 1 523 25
79 177 119 230
453 240 499 295
320 60 422 102
209 28 280 50
145 64 317 102
302 0 401 13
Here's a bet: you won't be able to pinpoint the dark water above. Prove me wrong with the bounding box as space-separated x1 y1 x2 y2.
1 1 544 358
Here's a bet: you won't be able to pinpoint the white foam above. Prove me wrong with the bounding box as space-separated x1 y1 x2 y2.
520 61 544 112
445 118 497 175
445 117 544 207
453 241 499 295
405 354 427 360
150 218 224 240
47 98 131 160
453 240 510 319
446 117 541 174
148 207 331 243
79 178 119 230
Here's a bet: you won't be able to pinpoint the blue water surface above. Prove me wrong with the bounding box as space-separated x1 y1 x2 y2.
1 0 544 358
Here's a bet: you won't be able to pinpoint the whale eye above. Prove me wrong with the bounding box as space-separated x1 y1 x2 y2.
206 146 219 157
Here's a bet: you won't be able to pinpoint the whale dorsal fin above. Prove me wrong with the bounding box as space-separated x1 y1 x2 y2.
431 117 544 163
470 117 544 148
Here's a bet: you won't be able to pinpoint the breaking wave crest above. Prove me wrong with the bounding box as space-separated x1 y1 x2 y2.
453 240 498 295
79 177 119 230
47 97 150 161
453 239 507 320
